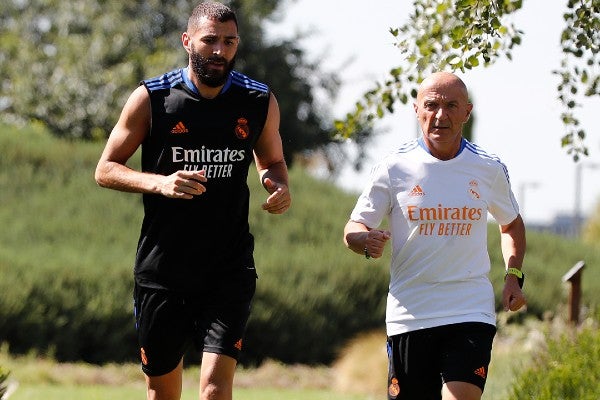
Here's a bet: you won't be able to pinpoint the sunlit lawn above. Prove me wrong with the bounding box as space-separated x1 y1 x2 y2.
9 384 370 400
3 317 536 400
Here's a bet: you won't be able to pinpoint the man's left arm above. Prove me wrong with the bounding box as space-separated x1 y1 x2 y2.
499 214 527 311
253 93 291 214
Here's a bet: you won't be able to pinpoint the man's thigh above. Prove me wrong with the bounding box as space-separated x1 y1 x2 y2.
387 322 496 400
134 285 191 377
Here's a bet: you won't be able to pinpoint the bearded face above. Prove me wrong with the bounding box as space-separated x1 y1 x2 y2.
190 43 236 88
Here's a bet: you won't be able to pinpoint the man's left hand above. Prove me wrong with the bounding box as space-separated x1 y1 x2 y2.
502 277 527 312
261 178 291 214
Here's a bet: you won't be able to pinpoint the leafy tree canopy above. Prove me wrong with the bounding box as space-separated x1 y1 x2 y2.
0 0 344 166
335 0 599 161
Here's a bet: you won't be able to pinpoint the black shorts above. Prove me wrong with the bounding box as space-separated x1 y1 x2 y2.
133 280 255 377
386 322 496 400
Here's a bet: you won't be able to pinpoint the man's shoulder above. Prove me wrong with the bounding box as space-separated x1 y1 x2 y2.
142 68 185 92
461 140 511 180
384 139 421 161
462 140 505 166
367 139 421 176
228 70 269 94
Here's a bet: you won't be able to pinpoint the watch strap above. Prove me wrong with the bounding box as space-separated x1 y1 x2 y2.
505 267 524 288
505 267 523 278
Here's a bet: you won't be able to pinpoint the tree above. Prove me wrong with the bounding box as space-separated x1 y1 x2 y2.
0 0 183 139
229 0 345 165
0 0 343 166
335 0 599 161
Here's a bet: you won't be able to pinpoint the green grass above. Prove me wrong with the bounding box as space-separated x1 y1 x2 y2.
10 385 327 400
0 351 370 400
10 385 142 400
0 319 541 400
9 386 369 400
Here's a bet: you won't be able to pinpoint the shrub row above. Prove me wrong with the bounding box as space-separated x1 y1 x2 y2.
1 125 599 366
0 250 389 365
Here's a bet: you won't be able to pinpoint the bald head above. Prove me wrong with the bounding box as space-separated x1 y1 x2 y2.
417 72 469 103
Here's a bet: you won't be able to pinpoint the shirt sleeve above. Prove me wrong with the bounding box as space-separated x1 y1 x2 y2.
488 164 519 225
350 162 392 229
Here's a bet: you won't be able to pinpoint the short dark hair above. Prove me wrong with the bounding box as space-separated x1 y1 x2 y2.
188 2 238 32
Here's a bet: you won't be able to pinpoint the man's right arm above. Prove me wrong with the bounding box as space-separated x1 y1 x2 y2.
344 220 391 259
94 86 207 199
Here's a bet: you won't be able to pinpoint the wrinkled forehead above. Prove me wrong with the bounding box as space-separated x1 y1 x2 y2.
418 80 469 104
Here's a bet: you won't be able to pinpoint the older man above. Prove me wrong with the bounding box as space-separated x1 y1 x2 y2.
344 71 526 400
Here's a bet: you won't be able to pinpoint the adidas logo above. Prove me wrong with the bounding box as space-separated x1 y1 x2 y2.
408 185 425 197
474 366 486 378
170 121 189 134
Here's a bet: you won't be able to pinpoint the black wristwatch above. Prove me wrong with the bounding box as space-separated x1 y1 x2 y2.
504 267 524 289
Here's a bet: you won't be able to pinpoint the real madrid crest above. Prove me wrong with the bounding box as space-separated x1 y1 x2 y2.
388 377 400 398
235 117 250 139
468 179 481 200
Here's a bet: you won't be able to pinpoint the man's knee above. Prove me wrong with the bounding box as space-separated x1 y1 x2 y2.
200 353 236 400
145 359 183 400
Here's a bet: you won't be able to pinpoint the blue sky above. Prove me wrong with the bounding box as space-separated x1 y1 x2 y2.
266 0 600 224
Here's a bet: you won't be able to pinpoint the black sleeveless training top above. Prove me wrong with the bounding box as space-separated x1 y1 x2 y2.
134 68 270 294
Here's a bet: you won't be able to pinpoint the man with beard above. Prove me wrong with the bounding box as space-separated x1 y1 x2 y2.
95 2 291 400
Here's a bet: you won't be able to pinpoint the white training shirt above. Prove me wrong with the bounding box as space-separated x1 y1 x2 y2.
350 138 519 336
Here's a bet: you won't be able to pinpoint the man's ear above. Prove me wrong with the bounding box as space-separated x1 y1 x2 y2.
465 103 473 121
181 32 192 54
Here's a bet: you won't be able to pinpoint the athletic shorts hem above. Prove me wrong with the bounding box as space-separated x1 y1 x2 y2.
141 359 182 377
202 346 241 361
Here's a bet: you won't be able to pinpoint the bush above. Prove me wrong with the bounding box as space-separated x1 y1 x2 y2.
0 264 136 363
0 124 388 365
1 123 600 366
508 327 600 399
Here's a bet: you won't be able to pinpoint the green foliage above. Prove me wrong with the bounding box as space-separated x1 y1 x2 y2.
488 226 600 321
335 0 523 139
0 0 185 139
508 328 600 399
0 0 343 166
0 122 140 363
0 123 386 365
554 0 600 161
1 123 600 366
335 0 599 161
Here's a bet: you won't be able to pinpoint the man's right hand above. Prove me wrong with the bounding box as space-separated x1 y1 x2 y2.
364 229 391 259
159 170 207 199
